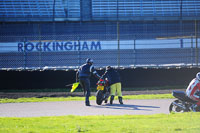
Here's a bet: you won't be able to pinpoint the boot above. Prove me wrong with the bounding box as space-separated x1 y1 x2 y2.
118 96 123 104
110 95 114 104
85 101 90 106
85 97 90 106
196 106 200 112
104 100 108 103
192 105 200 112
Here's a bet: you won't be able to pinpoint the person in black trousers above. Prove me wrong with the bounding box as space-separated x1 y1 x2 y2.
76 58 100 106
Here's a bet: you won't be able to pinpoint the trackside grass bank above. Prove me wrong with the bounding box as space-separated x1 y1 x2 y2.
0 113 200 133
0 94 173 103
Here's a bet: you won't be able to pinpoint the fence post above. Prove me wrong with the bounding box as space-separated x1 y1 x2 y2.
23 37 26 69
195 20 199 66
117 21 120 67
38 23 42 69
133 35 136 67
77 36 81 66
191 34 194 66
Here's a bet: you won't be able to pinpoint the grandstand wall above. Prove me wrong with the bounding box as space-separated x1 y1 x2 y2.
1 0 200 22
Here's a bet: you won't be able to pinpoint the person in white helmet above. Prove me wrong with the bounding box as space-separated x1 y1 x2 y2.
186 72 200 111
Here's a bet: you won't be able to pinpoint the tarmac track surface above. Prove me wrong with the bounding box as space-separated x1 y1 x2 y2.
0 99 175 117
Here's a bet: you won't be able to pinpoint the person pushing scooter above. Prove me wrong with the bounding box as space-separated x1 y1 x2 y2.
101 66 123 104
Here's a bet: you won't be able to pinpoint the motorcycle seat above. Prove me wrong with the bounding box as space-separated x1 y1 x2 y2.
172 91 197 103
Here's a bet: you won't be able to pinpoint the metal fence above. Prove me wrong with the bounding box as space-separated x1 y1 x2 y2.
0 21 199 70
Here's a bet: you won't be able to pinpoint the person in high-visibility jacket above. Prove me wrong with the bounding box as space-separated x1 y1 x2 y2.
101 66 123 104
76 58 100 106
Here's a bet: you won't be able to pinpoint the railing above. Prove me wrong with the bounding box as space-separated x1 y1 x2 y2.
0 20 199 70
0 36 199 70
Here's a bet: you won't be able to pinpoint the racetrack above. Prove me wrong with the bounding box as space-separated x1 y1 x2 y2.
0 99 174 117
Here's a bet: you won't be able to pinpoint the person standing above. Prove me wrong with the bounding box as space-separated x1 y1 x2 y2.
76 58 100 106
101 66 123 104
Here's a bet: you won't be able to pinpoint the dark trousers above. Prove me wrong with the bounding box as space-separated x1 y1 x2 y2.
79 77 90 104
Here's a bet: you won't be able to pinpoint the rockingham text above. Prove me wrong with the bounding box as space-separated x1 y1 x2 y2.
18 41 101 52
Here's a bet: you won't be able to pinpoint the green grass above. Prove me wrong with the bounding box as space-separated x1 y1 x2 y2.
0 85 185 92
123 85 185 91
0 113 200 133
0 93 198 133
0 94 173 103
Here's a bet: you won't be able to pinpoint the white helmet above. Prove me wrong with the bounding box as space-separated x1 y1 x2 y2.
196 72 200 80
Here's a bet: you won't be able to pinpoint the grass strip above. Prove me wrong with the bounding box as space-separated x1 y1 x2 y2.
0 94 173 103
0 85 185 92
0 113 200 133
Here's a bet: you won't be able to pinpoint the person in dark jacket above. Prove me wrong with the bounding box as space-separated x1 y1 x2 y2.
76 58 100 106
101 66 123 104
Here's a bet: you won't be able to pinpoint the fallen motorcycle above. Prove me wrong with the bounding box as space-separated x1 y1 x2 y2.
96 78 110 105
169 90 199 113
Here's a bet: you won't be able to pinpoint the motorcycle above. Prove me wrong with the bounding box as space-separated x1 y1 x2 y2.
169 90 198 113
96 78 110 105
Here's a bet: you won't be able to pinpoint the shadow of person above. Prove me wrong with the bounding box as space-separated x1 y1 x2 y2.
91 104 160 111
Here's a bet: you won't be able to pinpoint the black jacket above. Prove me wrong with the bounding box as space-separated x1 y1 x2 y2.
78 63 94 78
102 68 121 85
77 63 100 79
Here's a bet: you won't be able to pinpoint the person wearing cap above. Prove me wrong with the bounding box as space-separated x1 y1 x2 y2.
101 66 123 104
186 72 200 111
76 58 101 106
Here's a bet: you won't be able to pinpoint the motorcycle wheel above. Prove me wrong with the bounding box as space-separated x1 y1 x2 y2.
96 90 104 105
169 100 186 113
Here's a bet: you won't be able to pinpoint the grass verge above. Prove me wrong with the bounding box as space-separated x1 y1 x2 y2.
0 94 173 103
0 85 185 92
0 113 200 133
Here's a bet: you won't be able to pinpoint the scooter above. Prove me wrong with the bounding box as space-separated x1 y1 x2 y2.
96 78 110 105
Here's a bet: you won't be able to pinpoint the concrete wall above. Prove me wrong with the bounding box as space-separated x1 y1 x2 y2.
0 68 200 90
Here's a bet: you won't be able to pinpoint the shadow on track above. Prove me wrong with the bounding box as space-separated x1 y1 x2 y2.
91 104 160 111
